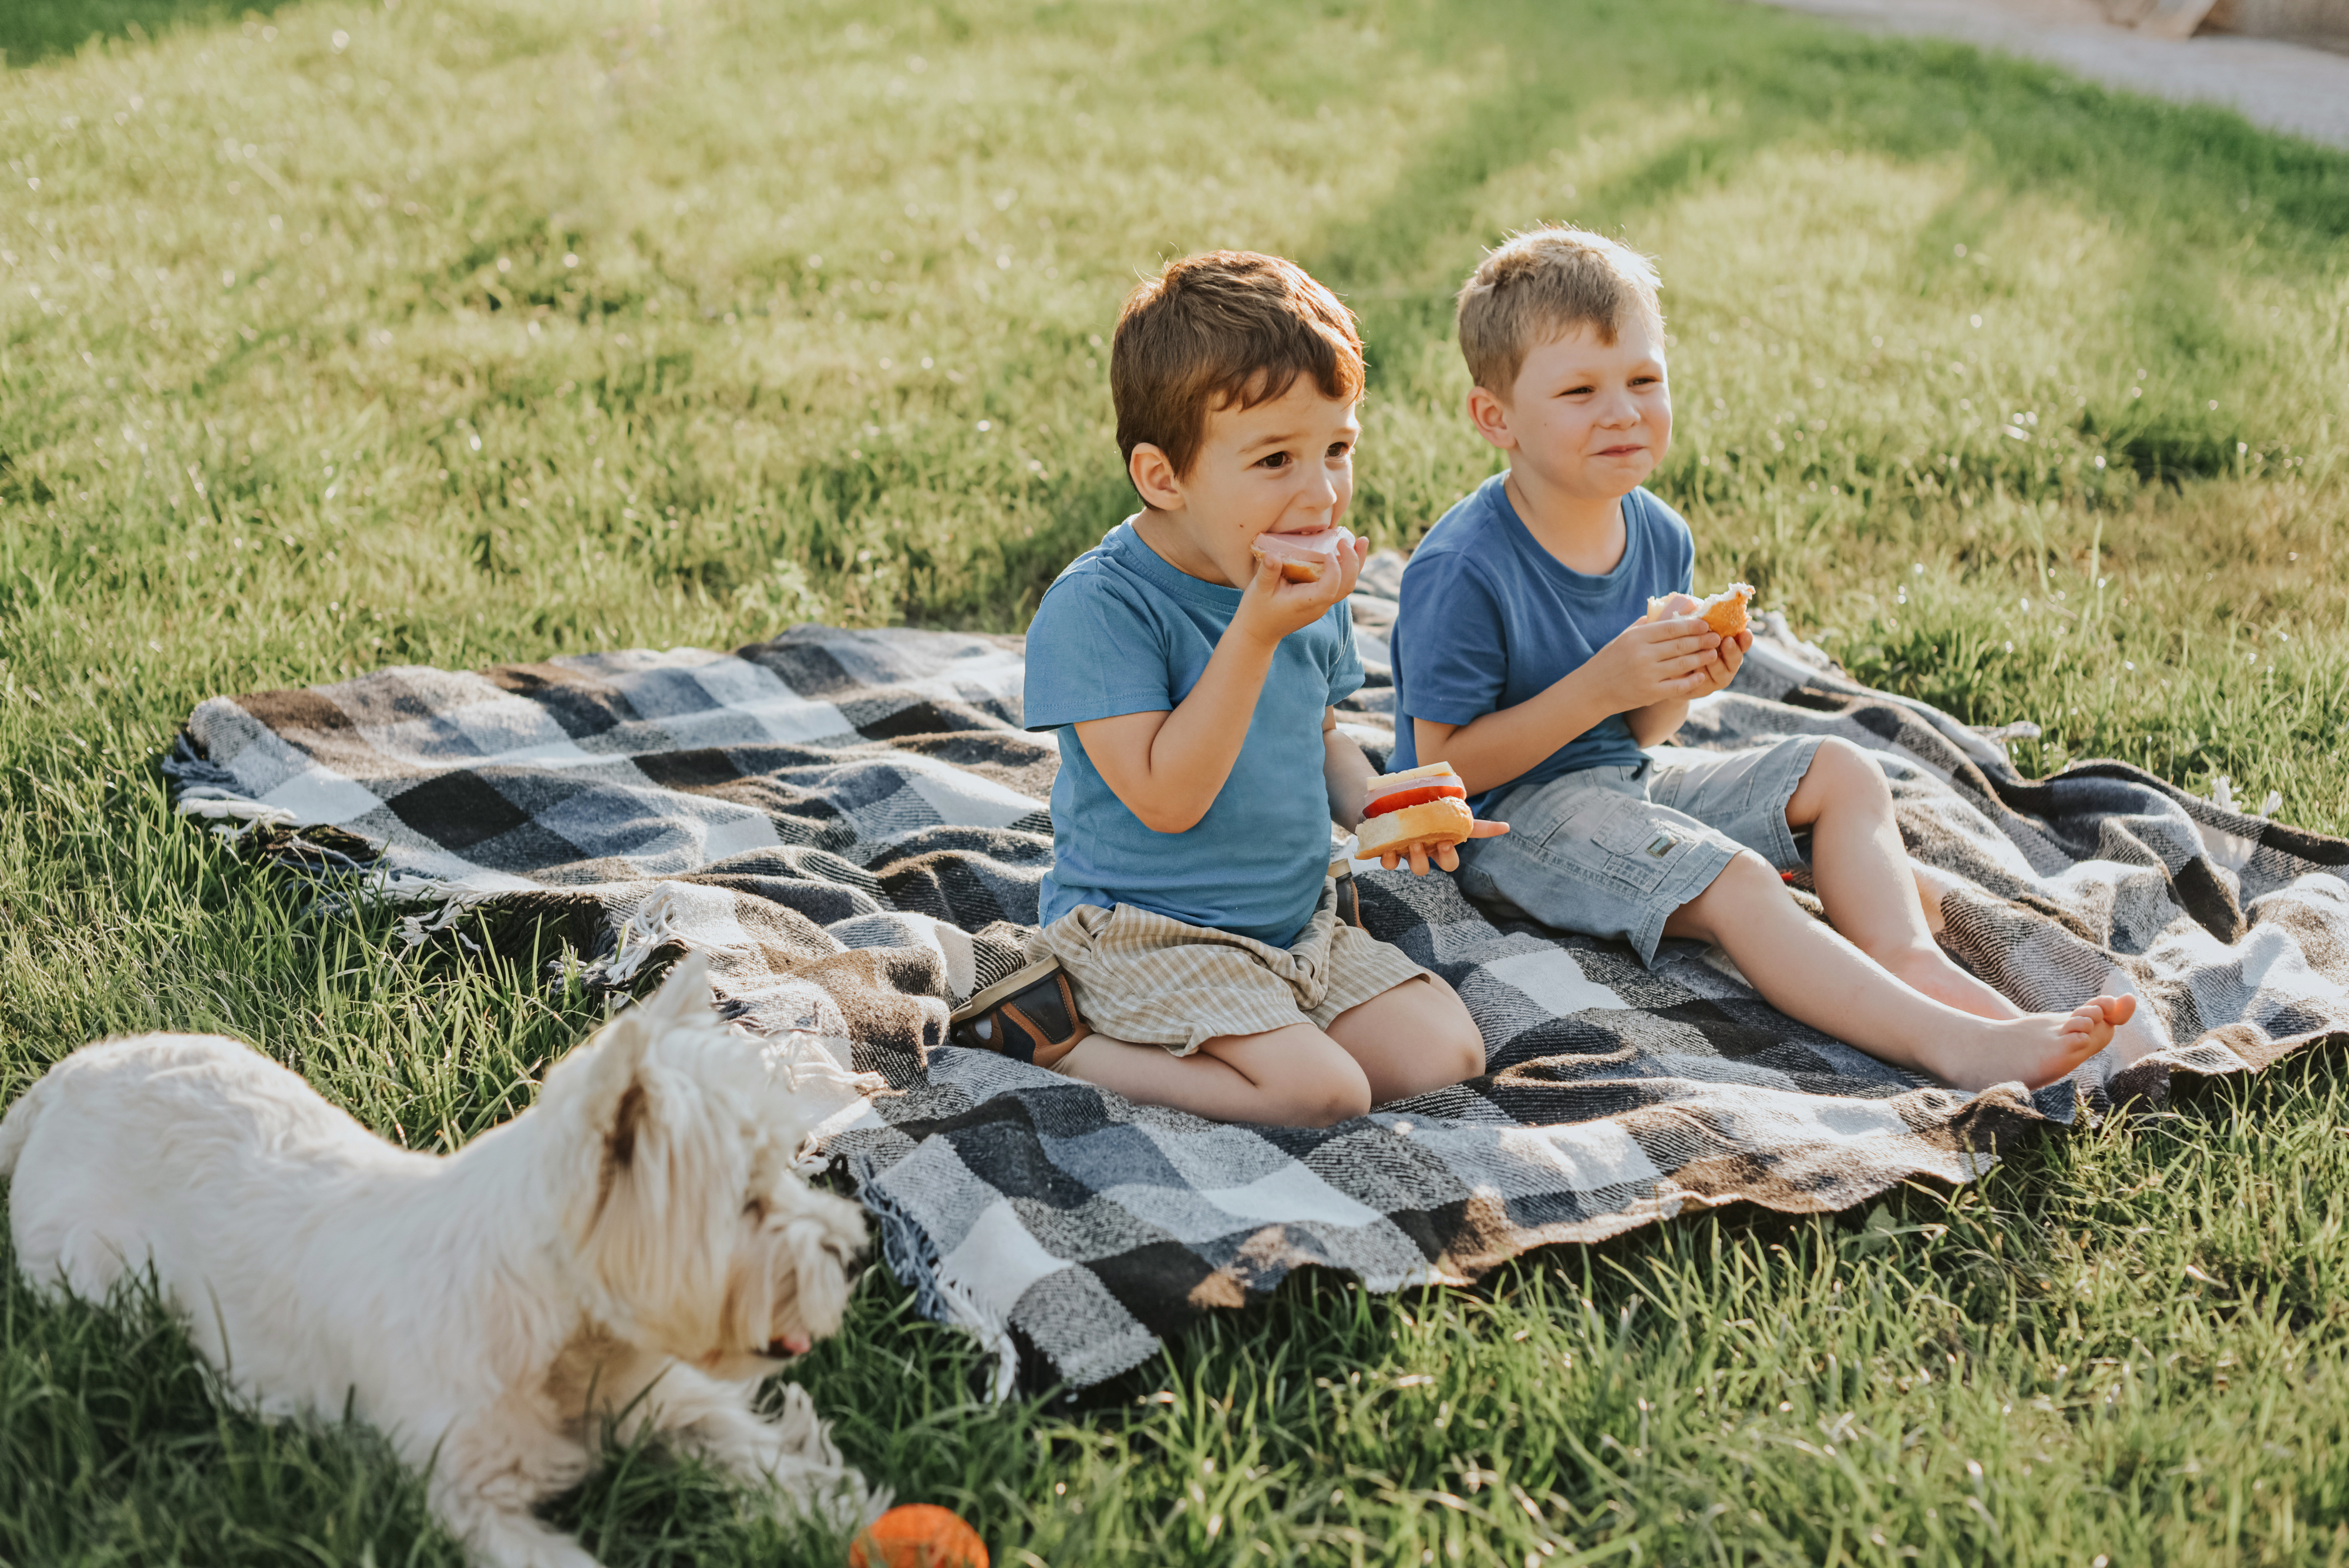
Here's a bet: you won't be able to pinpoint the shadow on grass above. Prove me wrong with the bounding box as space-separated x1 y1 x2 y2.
1 0 297 69
1284 0 2348 513
1304 0 2349 382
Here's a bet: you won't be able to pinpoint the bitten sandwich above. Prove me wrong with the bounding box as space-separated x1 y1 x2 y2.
1357 761 1474 860
1645 581 1754 639
1250 526 1354 584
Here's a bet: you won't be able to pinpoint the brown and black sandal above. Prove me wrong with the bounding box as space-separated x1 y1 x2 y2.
948 955 1091 1071
1332 864 1365 930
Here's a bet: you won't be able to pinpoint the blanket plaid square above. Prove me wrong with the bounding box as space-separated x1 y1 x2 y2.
167 561 2349 1392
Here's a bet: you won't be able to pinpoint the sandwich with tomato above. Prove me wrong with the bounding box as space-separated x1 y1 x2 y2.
1250 525 1354 584
1355 760 1474 861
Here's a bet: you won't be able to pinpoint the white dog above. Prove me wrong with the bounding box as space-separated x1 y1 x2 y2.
0 953 879 1568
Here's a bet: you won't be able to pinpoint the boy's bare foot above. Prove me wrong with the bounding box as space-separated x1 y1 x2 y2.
1876 945 2025 1023
1924 996 2136 1093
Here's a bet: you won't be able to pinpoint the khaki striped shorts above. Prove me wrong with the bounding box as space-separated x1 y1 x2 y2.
1040 879 1431 1056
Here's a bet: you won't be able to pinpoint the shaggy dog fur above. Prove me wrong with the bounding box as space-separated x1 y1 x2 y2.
0 954 878 1567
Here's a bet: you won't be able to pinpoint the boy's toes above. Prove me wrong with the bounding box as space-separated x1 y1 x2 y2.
2058 1002 2117 1047
2098 994 2137 1027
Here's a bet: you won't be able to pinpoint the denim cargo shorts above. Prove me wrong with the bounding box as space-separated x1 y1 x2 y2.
1453 735 1827 964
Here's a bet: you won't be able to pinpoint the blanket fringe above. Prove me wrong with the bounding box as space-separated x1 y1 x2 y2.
847 1154 1021 1401
397 893 494 954
173 786 299 838
594 889 682 990
2205 774 2283 820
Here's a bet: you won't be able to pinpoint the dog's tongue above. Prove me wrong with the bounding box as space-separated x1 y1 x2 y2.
767 1333 813 1358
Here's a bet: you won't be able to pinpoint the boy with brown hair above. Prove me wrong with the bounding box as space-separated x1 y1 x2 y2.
1391 225 2138 1092
963 251 1501 1126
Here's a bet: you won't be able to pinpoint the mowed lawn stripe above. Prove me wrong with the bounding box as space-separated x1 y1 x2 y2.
2 0 2346 1563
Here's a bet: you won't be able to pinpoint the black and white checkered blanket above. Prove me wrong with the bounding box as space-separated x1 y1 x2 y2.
168 563 2349 1391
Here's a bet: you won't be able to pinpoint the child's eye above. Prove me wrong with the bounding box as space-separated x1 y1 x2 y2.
1325 441 1352 459
1258 450 1293 469
1561 384 1595 398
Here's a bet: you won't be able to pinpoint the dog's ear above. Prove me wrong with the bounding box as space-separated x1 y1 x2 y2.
634 948 718 1031
545 951 715 1142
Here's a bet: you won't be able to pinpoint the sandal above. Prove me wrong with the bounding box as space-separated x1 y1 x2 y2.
948 955 1090 1071
1333 865 1364 930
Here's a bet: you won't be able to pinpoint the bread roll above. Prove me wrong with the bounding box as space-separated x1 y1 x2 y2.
1357 795 1474 859
1250 526 1352 583
1647 583 1754 638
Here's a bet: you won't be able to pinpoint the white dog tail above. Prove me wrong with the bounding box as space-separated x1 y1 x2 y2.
0 1070 52 1179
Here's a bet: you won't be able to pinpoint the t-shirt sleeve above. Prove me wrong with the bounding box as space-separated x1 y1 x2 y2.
1325 601 1366 708
1394 550 1509 728
1022 573 1174 731
1638 489 1696 597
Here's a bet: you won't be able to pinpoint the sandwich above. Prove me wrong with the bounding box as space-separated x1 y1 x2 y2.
1356 761 1474 860
1250 526 1354 584
1645 581 1754 639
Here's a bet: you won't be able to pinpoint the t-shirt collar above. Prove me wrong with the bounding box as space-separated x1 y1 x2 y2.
1483 472 1647 597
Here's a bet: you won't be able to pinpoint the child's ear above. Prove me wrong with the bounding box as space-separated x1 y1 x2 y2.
1465 385 1516 452
1129 442 1184 511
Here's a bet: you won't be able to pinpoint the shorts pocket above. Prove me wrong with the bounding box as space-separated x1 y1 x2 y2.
1586 800 1695 894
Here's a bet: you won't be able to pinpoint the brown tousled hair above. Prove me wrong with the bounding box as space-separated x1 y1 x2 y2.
1455 225 1664 395
1111 251 1364 486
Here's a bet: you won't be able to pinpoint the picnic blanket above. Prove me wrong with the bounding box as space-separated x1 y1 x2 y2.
164 558 2349 1392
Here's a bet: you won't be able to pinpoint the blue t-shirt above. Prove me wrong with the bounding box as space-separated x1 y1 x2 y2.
1025 519 1364 948
1390 476 1694 812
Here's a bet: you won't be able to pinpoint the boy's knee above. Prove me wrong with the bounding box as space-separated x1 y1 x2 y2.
1260 1038 1374 1127
1447 1032 1489 1084
1809 737 1888 799
1674 850 1781 941
1422 980 1489 1081
1286 1076 1373 1128
1711 847 1782 894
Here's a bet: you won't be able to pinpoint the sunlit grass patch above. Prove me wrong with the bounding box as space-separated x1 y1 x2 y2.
5 0 2349 1561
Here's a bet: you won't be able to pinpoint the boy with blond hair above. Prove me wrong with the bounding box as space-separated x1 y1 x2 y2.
959 251 1502 1126
1391 225 2136 1091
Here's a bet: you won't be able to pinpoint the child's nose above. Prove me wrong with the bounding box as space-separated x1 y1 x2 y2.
1298 460 1339 507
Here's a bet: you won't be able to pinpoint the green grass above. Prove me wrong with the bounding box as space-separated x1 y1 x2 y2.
3 0 2347 1562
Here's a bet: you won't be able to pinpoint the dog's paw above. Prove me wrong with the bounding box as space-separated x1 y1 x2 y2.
761 1381 846 1465
772 1465 885 1536
436 1494 606 1568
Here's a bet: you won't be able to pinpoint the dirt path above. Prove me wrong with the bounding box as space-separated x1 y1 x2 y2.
1754 0 2349 147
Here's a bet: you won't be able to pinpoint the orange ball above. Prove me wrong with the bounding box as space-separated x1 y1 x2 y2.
847 1504 988 1568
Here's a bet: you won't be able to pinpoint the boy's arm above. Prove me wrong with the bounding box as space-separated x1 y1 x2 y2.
1414 616 1727 798
1075 544 1365 835
1322 709 1375 830
1624 696 1691 748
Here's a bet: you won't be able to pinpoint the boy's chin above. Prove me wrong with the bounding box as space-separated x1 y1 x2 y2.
1590 457 1658 493
1549 467 1653 500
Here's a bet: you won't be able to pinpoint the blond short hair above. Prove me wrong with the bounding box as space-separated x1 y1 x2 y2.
1455 226 1664 394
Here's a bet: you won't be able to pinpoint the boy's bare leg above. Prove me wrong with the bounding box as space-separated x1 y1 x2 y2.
1322 975 1488 1103
1665 851 2135 1092
1786 739 2023 1022
1056 1022 1373 1127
